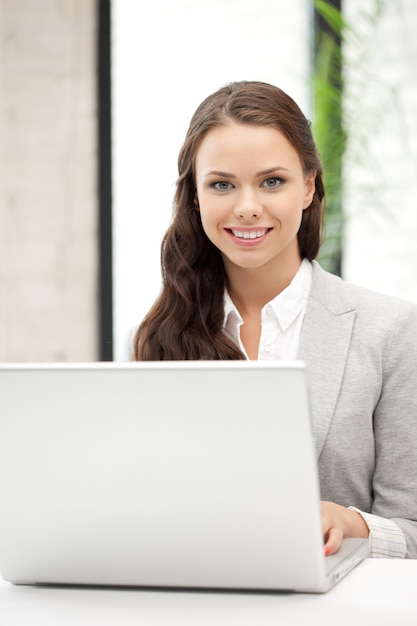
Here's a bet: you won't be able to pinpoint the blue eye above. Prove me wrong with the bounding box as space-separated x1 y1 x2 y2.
262 177 282 188
211 181 233 191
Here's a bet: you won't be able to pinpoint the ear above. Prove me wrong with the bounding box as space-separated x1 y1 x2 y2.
303 170 316 209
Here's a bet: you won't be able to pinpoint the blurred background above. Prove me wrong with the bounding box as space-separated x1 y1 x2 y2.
1 0 416 362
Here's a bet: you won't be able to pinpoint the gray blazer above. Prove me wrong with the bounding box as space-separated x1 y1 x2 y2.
299 262 417 558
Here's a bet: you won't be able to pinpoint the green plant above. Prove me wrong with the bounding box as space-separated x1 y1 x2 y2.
313 0 346 276
312 0 390 276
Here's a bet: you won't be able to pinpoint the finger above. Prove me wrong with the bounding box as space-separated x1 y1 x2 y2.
324 527 343 556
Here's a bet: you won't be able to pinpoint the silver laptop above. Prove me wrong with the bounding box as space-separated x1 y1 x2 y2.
0 361 368 593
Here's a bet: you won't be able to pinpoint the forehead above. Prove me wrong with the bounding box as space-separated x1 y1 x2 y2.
195 121 302 171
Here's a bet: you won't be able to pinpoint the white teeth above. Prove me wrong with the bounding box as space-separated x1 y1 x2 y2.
231 229 267 239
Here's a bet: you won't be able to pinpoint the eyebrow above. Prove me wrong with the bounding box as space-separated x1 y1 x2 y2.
204 166 291 178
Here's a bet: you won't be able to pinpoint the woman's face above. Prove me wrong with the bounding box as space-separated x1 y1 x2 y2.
195 121 315 276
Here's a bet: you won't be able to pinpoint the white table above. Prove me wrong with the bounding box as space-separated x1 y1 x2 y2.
1 559 416 626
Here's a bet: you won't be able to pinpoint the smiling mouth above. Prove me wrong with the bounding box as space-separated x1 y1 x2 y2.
229 228 271 240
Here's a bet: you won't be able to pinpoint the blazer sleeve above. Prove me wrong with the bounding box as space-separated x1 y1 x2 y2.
371 298 417 558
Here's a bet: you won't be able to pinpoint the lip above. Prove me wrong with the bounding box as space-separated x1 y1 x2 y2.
225 227 272 246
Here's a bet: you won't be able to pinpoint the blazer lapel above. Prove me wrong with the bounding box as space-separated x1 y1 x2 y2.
298 263 356 457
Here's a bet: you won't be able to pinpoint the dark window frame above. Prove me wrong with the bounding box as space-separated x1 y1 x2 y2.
98 0 113 360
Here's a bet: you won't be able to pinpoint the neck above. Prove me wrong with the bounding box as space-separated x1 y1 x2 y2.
225 257 302 317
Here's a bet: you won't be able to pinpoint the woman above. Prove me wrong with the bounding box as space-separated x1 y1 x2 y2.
130 81 417 558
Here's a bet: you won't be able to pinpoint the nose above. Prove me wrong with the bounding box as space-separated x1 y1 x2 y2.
233 188 263 220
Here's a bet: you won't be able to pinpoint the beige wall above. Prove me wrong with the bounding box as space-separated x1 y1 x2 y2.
0 0 99 361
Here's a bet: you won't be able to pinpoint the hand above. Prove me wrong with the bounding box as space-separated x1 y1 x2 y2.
321 501 369 556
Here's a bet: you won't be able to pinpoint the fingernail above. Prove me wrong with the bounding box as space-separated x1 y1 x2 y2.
324 547 331 557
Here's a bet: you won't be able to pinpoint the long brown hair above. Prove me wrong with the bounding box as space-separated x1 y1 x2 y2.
133 81 325 360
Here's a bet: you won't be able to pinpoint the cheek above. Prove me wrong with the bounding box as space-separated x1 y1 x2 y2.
271 189 304 216
198 204 216 236
199 197 225 226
